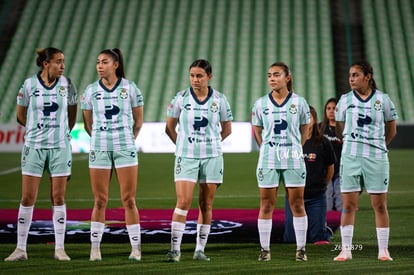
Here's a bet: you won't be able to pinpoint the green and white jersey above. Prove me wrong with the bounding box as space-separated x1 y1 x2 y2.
335 89 398 158
81 77 144 151
167 86 233 158
251 92 310 169
16 73 77 149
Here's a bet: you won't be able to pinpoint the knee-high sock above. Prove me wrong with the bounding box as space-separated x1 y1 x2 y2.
258 219 272 251
376 227 390 252
90 221 105 249
171 221 185 252
293 216 308 250
17 204 34 251
195 224 211 252
53 204 67 250
126 224 141 250
341 225 354 251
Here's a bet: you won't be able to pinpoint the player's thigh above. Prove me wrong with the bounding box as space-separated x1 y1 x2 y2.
200 156 223 184
363 157 390 193
340 155 363 192
174 156 200 182
257 168 281 188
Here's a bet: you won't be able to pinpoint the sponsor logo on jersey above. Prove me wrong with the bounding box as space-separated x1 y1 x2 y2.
43 102 59 116
104 105 120 119
273 119 288 135
193 116 208 131
357 114 372 127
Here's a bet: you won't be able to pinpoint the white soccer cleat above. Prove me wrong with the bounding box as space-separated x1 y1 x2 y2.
4 248 28 261
193 250 210 261
166 250 181 262
54 248 71 261
378 248 393 261
89 248 102 261
333 249 352 261
128 248 141 261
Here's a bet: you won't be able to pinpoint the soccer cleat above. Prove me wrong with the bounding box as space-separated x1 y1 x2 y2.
54 248 71 261
378 248 393 261
167 250 181 262
193 250 210 261
4 248 27 261
258 249 271 261
128 248 141 261
89 248 102 261
295 248 307 261
333 249 352 261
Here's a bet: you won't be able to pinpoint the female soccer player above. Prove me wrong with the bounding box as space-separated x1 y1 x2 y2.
5 47 77 261
81 48 144 261
165 59 233 262
251 62 310 261
333 61 397 261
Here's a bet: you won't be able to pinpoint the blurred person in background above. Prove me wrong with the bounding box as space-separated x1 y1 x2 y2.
333 61 397 262
251 62 310 262
320 98 343 212
165 59 233 262
81 48 144 262
284 106 335 244
5 47 77 261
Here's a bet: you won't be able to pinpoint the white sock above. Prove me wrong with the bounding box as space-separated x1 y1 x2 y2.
171 221 185 252
126 224 141 251
258 219 272 251
293 216 308 250
53 204 67 250
90 221 105 249
17 204 34 251
341 225 354 251
195 224 211 252
376 227 390 253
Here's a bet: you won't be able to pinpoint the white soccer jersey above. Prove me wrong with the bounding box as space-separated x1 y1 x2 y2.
251 92 310 169
166 86 233 158
335 89 398 158
17 73 77 149
81 78 144 151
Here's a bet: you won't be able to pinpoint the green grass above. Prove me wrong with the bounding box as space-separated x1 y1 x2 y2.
1 150 414 274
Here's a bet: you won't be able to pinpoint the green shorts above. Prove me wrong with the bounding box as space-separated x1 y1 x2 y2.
21 145 72 177
340 154 390 193
89 150 138 169
174 156 223 184
256 167 306 188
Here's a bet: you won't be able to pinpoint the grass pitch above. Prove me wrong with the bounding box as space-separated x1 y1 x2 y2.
1 150 414 274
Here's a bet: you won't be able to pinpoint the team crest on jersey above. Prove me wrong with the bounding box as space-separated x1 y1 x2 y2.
120 89 128 99
89 150 96 162
210 102 219 113
289 104 297 114
374 100 382 111
59 87 66 97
